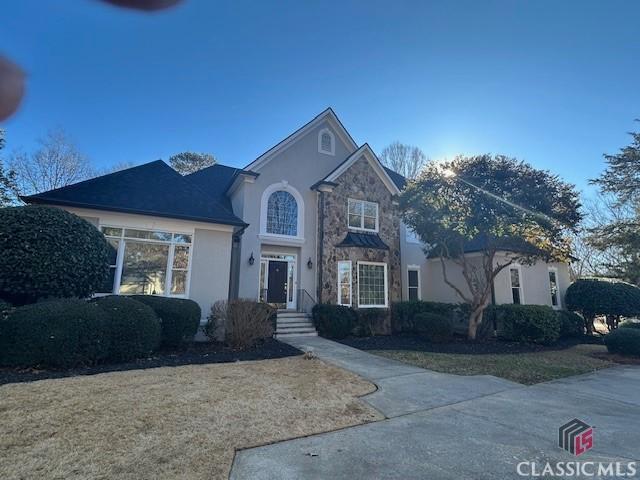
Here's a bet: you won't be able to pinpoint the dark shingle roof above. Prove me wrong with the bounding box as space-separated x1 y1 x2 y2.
336 232 389 250
426 234 544 258
383 166 406 190
23 160 246 227
185 164 241 211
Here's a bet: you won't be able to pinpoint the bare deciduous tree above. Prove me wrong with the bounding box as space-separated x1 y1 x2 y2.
10 129 93 195
379 141 427 179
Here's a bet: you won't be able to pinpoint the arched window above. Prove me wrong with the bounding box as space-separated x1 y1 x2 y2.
266 190 298 236
318 128 335 155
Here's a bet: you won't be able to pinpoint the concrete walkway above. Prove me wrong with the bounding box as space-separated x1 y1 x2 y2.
230 337 640 480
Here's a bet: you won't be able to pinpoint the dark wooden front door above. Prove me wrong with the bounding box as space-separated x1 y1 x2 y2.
267 260 288 304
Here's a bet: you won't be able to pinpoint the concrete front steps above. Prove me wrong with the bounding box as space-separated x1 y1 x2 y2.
274 311 317 338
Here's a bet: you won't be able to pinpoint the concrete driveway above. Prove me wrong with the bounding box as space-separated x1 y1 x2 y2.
230 337 640 480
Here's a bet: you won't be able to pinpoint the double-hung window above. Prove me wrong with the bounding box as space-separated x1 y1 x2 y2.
348 199 378 232
407 266 421 301
358 262 388 308
337 261 352 306
99 227 192 297
509 265 523 305
548 267 560 308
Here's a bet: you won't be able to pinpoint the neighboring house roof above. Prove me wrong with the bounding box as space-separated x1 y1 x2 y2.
23 160 247 227
185 163 258 211
426 234 546 258
383 166 407 190
337 231 389 250
317 144 402 196
244 108 358 172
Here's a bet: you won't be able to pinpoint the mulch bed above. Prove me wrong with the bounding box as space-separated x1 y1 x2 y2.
338 334 604 355
0 339 301 386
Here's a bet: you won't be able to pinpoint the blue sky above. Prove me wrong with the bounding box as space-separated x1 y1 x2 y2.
1 0 639 196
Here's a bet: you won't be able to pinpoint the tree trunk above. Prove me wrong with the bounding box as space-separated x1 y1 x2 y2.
467 305 485 341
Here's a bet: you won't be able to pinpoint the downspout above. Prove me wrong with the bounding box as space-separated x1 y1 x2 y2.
317 191 325 304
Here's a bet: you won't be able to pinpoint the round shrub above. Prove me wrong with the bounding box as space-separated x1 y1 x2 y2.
604 328 640 357
0 205 110 305
131 296 201 348
495 305 560 344
0 299 110 368
557 310 584 338
0 299 12 317
619 320 640 330
93 296 161 362
414 312 453 343
312 304 357 339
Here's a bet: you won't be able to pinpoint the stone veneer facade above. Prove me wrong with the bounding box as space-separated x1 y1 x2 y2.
318 155 402 314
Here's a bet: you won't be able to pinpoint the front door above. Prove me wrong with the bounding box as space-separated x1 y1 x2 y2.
267 260 288 305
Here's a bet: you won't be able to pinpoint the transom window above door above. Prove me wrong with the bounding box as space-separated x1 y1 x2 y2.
266 190 298 236
348 199 379 232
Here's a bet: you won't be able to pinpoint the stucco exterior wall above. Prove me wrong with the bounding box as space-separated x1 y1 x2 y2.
399 223 428 300
319 155 401 306
233 119 355 302
423 257 480 304
52 206 234 321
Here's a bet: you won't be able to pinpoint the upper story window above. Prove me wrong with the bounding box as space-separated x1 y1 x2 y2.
318 128 335 155
348 198 378 232
266 190 298 236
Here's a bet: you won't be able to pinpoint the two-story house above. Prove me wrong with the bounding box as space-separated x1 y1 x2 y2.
25 108 572 336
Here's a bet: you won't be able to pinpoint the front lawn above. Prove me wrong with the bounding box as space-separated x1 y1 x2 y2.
0 357 382 480
341 336 615 385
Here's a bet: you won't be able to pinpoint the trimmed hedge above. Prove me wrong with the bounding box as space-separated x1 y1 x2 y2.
93 296 161 362
131 295 201 348
391 301 493 337
620 320 640 329
0 205 111 305
0 299 110 368
565 278 640 321
604 328 640 357
557 310 585 338
495 304 560 344
414 312 453 343
312 304 357 339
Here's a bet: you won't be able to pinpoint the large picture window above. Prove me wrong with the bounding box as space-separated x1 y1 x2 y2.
348 199 378 232
358 262 388 308
337 261 352 306
99 226 192 297
266 190 298 236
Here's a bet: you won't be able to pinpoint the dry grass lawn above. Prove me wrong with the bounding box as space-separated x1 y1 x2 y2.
0 357 382 480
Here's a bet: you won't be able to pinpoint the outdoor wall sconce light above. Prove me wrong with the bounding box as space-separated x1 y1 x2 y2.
307 257 313 269
248 252 255 266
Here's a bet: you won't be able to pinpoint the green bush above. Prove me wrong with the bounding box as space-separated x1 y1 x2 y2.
619 320 640 330
355 309 390 336
604 328 640 357
0 205 111 305
391 301 489 337
565 278 640 332
0 299 110 368
93 296 161 362
495 304 560 344
206 299 275 349
414 312 453 343
557 310 585 338
0 300 12 317
312 304 357 339
131 295 201 348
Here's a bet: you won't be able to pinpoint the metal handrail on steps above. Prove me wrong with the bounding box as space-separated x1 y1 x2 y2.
296 289 316 315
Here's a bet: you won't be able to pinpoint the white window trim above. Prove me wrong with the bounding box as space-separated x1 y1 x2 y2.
357 261 388 308
260 181 305 241
548 266 561 309
99 224 193 298
337 260 352 306
508 264 524 305
317 127 335 156
407 265 421 301
347 198 379 233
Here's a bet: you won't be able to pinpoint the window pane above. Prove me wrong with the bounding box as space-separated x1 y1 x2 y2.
173 234 192 244
340 284 351 305
358 264 386 306
124 229 172 241
173 245 190 269
363 202 377 217
408 287 418 301
348 200 362 215
171 271 187 295
101 226 122 237
99 267 116 294
512 287 521 304
549 271 558 306
259 261 267 302
266 190 298 236
107 239 119 266
348 214 362 228
510 268 520 288
363 215 376 230
119 241 169 295
408 270 419 287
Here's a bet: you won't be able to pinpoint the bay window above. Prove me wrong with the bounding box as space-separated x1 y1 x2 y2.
99 226 192 297
357 261 388 308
